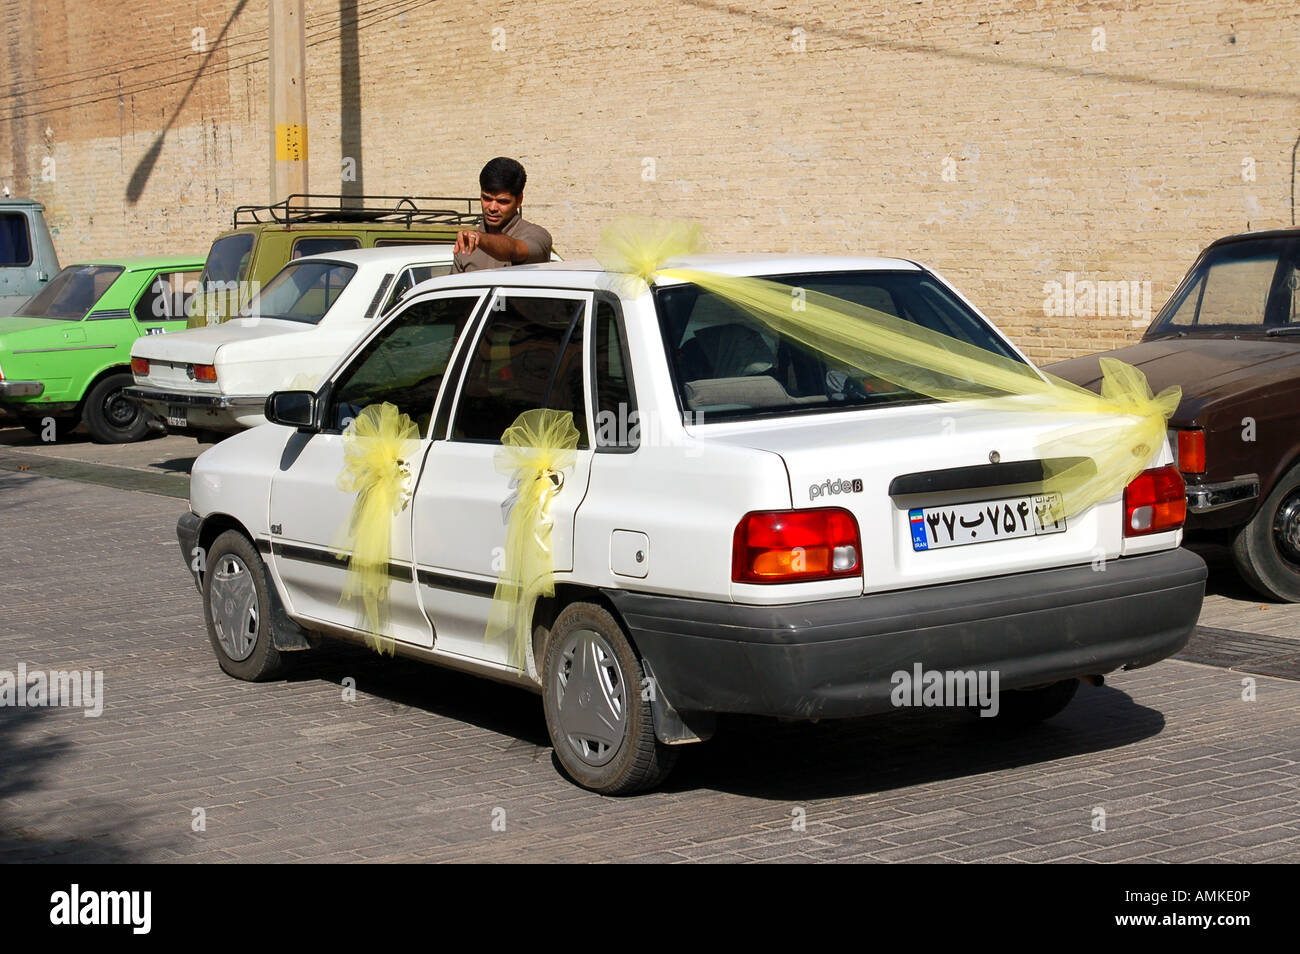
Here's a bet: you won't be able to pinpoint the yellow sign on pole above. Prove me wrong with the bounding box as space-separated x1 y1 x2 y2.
275 124 308 162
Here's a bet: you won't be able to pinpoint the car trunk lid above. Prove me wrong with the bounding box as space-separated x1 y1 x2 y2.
696 398 1141 593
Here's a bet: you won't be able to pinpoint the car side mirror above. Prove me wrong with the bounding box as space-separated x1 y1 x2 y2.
265 390 318 431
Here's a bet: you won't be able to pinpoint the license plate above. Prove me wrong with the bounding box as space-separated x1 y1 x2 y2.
909 493 1065 551
165 405 187 428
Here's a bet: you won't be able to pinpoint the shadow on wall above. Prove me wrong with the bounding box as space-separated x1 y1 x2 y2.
126 0 252 205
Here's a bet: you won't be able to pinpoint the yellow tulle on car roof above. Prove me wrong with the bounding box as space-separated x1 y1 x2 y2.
333 402 422 656
595 217 1181 522
486 408 581 671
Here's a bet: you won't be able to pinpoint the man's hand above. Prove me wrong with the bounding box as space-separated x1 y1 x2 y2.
454 229 533 263
454 229 482 256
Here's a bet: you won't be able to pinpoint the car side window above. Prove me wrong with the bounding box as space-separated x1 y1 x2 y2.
383 264 454 314
593 299 637 450
329 294 482 438
133 269 202 324
0 213 33 266
292 237 361 259
451 293 588 446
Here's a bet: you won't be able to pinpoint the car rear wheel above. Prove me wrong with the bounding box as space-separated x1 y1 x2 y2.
542 602 677 794
1231 461 1300 602
203 530 284 681
83 372 151 443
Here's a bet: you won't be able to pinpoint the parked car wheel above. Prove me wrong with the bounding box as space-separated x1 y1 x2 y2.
542 602 677 795
1231 461 1300 602
203 530 284 682
981 679 1079 726
83 372 151 443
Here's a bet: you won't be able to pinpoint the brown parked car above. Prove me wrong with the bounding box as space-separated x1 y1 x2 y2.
1050 228 1300 601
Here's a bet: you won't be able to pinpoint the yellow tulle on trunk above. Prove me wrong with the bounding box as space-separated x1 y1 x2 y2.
595 218 1181 522
334 402 422 656
485 409 581 670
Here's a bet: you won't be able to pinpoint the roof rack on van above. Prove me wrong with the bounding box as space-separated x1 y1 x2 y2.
232 195 480 228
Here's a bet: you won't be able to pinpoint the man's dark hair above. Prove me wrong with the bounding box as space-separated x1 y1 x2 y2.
479 157 527 196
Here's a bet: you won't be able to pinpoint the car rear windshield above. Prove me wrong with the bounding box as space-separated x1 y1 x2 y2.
1147 236 1300 337
653 269 1025 423
16 264 124 320
200 233 255 288
250 260 356 324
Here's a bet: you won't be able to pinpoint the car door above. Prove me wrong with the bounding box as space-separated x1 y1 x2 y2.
132 267 202 336
411 287 595 672
267 289 486 647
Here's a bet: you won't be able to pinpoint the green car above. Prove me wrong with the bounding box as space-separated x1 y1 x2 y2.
0 255 203 442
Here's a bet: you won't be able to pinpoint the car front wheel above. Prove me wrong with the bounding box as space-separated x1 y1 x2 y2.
83 372 151 443
1231 461 1300 602
203 530 284 681
542 602 677 794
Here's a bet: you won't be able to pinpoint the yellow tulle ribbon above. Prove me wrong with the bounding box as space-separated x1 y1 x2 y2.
334 402 421 656
595 218 1181 522
486 408 581 670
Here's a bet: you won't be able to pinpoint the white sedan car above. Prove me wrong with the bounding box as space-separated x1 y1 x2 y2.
174 254 1207 793
125 246 456 438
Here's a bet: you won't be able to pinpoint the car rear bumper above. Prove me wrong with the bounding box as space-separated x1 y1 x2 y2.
1186 474 1259 514
606 547 1206 720
0 380 44 398
125 386 265 432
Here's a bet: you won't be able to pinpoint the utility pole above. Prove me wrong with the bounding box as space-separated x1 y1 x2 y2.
268 0 308 205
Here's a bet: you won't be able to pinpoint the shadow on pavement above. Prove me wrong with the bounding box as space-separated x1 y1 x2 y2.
666 684 1165 800
1189 543 1283 604
285 642 551 749
0 706 148 862
279 640 1166 799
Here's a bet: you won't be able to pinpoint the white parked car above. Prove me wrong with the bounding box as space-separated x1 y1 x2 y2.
175 254 1207 793
124 246 457 438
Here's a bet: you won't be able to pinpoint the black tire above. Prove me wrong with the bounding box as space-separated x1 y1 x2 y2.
980 679 1079 726
1231 462 1300 602
202 530 284 681
82 372 151 443
542 602 677 794
20 416 75 441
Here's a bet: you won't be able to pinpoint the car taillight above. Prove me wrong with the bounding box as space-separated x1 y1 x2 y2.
1124 465 1186 536
193 363 217 382
733 508 862 583
131 356 149 377
1175 428 1205 475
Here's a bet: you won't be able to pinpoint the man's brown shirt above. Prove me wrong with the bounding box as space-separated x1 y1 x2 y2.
452 211 553 272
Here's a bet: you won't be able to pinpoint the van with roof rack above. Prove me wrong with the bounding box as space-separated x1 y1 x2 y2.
187 194 482 329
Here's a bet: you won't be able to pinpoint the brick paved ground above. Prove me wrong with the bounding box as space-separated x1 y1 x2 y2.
1 464 1298 863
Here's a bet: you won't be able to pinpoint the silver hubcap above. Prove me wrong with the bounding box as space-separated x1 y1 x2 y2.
1273 494 1300 567
553 629 627 767
209 554 259 661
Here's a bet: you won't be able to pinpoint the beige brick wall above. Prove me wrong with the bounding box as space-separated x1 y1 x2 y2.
3 0 1298 362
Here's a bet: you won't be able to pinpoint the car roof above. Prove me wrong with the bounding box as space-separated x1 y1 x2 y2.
404 253 922 297
1207 226 1300 248
64 255 205 271
289 245 454 268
